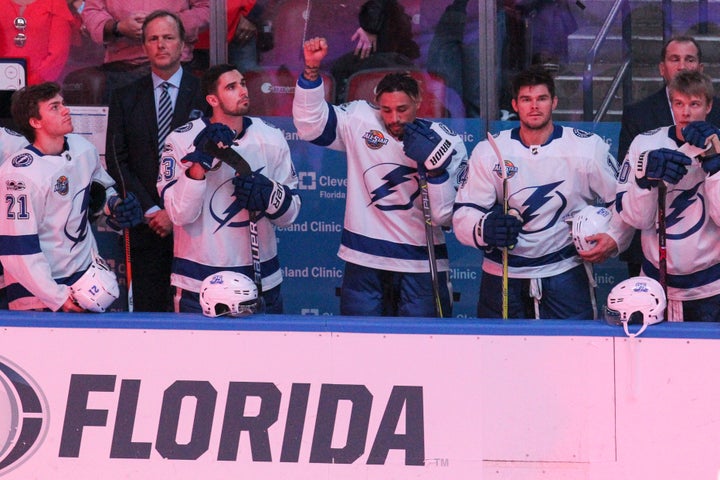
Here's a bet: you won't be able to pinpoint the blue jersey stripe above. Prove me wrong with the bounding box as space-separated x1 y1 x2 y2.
0 234 42 255
485 243 577 268
642 258 720 289
173 256 281 283
311 102 338 147
341 229 448 261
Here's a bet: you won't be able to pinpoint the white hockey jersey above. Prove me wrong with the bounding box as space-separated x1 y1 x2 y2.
617 126 720 301
292 78 468 273
157 117 300 294
454 126 629 278
0 135 115 311
0 127 29 293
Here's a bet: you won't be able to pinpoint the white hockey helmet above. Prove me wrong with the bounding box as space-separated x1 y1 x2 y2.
200 271 259 317
70 255 119 312
572 205 613 252
605 276 666 337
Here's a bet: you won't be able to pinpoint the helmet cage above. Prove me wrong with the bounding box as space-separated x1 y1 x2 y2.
605 276 666 337
200 271 259 318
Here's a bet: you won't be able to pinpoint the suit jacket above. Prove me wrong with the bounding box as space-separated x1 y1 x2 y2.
106 69 208 215
618 87 720 163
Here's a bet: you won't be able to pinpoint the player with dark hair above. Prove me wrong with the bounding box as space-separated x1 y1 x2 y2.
453 66 631 319
616 70 720 322
0 127 29 309
293 37 467 317
0 82 142 311
157 63 301 314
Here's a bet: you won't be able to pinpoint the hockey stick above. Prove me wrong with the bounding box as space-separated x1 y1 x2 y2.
418 169 443 318
657 181 667 311
486 132 509 319
205 142 264 302
110 135 133 312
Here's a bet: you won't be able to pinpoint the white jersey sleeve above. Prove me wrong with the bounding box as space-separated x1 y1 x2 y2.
0 135 107 310
616 125 720 300
292 75 466 273
157 118 300 293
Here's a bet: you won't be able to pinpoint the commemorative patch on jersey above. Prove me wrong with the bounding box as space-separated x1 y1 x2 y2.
54 176 69 196
572 128 593 138
362 129 389 150
494 159 518 179
5 180 25 191
11 153 33 167
642 127 662 136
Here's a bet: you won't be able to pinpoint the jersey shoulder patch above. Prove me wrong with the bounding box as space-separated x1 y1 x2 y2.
11 152 33 167
641 127 662 136
572 128 593 138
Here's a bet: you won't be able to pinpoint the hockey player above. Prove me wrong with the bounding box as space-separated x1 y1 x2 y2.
453 66 631 319
616 70 720 322
157 64 300 314
0 126 29 309
0 83 142 312
293 37 467 317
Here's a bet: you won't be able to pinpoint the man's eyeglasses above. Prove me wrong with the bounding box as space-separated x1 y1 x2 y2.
14 17 27 48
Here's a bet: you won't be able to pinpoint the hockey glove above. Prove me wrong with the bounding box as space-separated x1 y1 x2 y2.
105 192 142 230
182 123 236 171
682 121 720 149
232 172 292 218
700 154 720 175
479 205 522 248
402 119 454 177
636 148 691 187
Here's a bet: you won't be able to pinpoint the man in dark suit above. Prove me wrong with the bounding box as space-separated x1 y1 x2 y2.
618 35 720 276
106 10 208 311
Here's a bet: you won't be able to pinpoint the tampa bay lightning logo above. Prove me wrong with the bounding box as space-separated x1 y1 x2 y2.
511 181 567 234
11 153 33 168
64 183 91 249
3 127 23 137
209 177 250 231
175 122 193 133
0 357 49 475
666 181 705 240
364 163 419 211
572 128 593 138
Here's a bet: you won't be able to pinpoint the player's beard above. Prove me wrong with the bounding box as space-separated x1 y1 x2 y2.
218 97 250 117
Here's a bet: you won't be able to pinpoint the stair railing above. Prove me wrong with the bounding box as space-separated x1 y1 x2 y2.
582 0 631 122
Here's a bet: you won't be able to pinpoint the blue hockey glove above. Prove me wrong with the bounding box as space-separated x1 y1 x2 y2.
402 119 454 175
182 123 236 171
636 148 691 187
700 154 720 175
682 121 720 149
105 192 142 230
232 172 292 218
480 205 522 248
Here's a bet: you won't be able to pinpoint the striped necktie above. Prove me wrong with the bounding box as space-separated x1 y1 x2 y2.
157 82 173 157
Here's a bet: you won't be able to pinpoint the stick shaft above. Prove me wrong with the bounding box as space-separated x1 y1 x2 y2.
657 182 668 304
487 132 509 319
418 172 443 317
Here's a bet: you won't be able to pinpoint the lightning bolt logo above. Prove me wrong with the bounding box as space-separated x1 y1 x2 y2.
210 177 250 231
364 163 419 211
64 184 90 250
517 181 566 234
666 181 704 240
